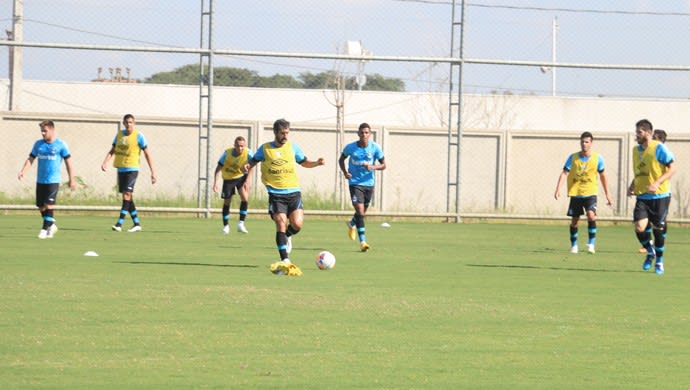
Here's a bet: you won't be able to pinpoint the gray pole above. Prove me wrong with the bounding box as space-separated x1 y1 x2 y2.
446 0 466 223
197 0 214 218
205 0 215 217
9 0 23 111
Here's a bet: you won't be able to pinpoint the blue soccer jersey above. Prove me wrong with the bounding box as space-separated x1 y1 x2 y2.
30 139 71 184
341 141 384 186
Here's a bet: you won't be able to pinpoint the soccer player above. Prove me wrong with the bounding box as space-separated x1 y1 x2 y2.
212 136 254 234
101 114 158 232
554 131 613 254
17 120 77 239
628 119 676 275
338 122 386 252
244 118 325 264
638 128 667 253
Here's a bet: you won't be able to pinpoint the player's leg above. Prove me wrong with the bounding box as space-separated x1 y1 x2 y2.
585 197 598 254
569 216 580 253
354 202 369 252
356 187 373 251
346 185 358 240
652 223 667 275
638 222 653 253
237 180 249 233
220 180 232 234
124 173 142 231
283 193 305 255
269 194 291 261
651 197 671 275
113 172 130 231
566 197 582 253
36 183 59 238
633 199 655 270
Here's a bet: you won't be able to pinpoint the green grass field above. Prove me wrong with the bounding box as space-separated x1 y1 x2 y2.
1 214 689 389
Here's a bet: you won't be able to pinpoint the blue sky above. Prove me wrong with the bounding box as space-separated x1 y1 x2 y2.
2 0 690 98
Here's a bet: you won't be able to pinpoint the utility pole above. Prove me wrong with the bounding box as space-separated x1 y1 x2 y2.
8 0 23 111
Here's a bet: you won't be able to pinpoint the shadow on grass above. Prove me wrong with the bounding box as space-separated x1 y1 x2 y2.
114 261 258 268
465 263 639 273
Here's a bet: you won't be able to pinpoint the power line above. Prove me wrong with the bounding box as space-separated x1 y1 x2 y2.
23 18 181 48
392 0 690 16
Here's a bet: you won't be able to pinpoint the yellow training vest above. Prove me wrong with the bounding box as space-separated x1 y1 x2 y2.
113 129 141 168
260 141 300 189
567 152 600 197
221 147 249 180
632 140 670 195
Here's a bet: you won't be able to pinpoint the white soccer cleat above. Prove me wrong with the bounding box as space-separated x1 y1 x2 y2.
127 225 142 233
38 229 49 239
222 225 230 235
112 225 122 232
47 224 58 238
286 236 292 254
587 244 595 254
570 245 578 254
237 221 248 234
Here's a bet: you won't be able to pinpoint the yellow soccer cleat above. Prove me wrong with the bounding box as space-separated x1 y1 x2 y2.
347 222 357 241
360 241 370 252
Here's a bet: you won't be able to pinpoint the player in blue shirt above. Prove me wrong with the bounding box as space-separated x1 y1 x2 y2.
338 123 386 252
18 120 77 239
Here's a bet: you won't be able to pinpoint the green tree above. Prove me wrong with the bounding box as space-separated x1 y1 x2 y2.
143 65 405 91
214 67 259 87
358 73 405 92
253 74 303 89
299 71 338 89
144 64 205 84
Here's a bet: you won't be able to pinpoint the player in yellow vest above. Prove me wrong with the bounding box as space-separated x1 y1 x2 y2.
638 129 668 253
245 119 325 267
627 119 676 275
101 114 158 232
554 131 614 254
212 136 254 234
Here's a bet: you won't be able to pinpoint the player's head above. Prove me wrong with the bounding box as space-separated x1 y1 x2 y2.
635 119 653 144
122 114 136 132
273 118 290 145
358 122 371 143
579 131 593 153
39 120 55 141
653 129 667 143
234 136 246 153
636 119 653 132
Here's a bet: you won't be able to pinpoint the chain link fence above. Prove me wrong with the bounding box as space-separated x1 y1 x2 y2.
2 1 690 220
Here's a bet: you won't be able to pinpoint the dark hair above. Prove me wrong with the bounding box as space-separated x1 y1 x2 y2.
122 114 135 123
580 131 593 141
653 129 667 143
635 119 653 132
234 135 246 143
273 118 290 133
39 120 55 128
358 122 371 131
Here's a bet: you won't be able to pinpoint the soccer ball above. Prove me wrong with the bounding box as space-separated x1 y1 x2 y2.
315 251 336 270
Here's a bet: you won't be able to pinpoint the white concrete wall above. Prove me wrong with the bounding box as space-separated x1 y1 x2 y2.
2 80 689 218
3 79 690 132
